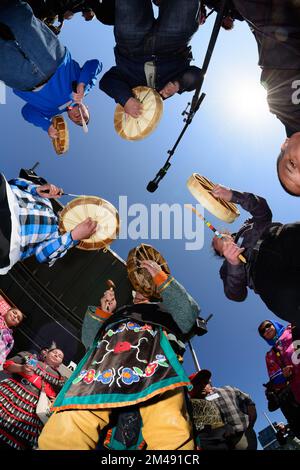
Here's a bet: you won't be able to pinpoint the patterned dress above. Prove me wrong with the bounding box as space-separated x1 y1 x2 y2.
0 351 65 449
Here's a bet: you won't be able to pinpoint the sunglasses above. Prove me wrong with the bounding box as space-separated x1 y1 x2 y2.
260 322 273 335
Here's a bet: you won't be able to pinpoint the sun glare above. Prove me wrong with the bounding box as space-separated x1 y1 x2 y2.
227 79 269 121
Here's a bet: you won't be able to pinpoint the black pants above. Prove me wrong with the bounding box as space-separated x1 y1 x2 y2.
254 224 300 326
0 173 11 269
279 391 300 439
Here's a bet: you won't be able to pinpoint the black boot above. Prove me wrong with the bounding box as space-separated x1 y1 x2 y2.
0 23 15 40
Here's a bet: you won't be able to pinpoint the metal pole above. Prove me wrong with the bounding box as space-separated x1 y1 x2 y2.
187 314 214 372
146 0 228 192
263 412 277 433
31 162 40 172
190 0 228 116
188 340 201 372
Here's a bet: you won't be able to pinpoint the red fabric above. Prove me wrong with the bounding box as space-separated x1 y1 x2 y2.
2 361 56 398
2 359 14 370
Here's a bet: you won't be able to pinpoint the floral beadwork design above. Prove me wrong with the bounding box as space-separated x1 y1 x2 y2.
73 368 116 387
102 322 154 341
93 337 149 365
73 354 170 390
96 369 115 385
118 367 140 386
115 355 170 387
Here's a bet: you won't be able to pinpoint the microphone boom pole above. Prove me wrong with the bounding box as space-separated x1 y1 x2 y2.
147 0 228 193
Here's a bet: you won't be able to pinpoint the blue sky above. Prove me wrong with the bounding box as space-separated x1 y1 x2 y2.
1 11 298 440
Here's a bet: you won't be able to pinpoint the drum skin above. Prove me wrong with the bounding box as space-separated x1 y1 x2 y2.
59 196 119 250
52 115 69 155
126 244 171 299
187 173 240 223
114 86 163 141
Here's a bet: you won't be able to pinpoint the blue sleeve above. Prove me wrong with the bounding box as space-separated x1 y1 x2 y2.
79 59 102 95
8 178 39 196
99 66 134 106
21 104 52 132
35 232 78 265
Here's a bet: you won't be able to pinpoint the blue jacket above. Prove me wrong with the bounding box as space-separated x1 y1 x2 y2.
14 49 102 132
100 47 201 106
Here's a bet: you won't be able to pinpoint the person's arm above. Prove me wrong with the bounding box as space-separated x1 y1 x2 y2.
8 178 40 196
157 274 200 334
78 59 102 95
36 214 97 265
3 351 34 376
141 261 200 335
21 104 52 132
234 387 257 426
34 231 78 266
81 306 111 350
81 289 116 349
230 191 273 224
247 404 257 427
99 66 134 106
220 261 248 302
212 185 273 225
176 66 202 94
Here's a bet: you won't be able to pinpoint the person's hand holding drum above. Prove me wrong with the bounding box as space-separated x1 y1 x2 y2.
48 124 58 140
71 217 98 241
140 259 162 277
124 97 143 118
212 184 233 202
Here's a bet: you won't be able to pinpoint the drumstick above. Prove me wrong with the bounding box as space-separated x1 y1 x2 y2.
78 104 88 133
106 280 116 291
185 204 247 264
39 189 83 198
62 192 83 197
140 88 151 104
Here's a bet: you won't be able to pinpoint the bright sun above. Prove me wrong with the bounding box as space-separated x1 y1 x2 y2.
228 79 269 120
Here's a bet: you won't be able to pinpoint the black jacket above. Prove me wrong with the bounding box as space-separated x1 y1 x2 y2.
219 190 280 301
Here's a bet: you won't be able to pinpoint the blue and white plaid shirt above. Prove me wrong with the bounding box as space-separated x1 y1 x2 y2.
9 178 78 265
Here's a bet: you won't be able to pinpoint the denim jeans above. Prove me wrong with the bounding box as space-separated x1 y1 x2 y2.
114 0 200 56
0 0 65 90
